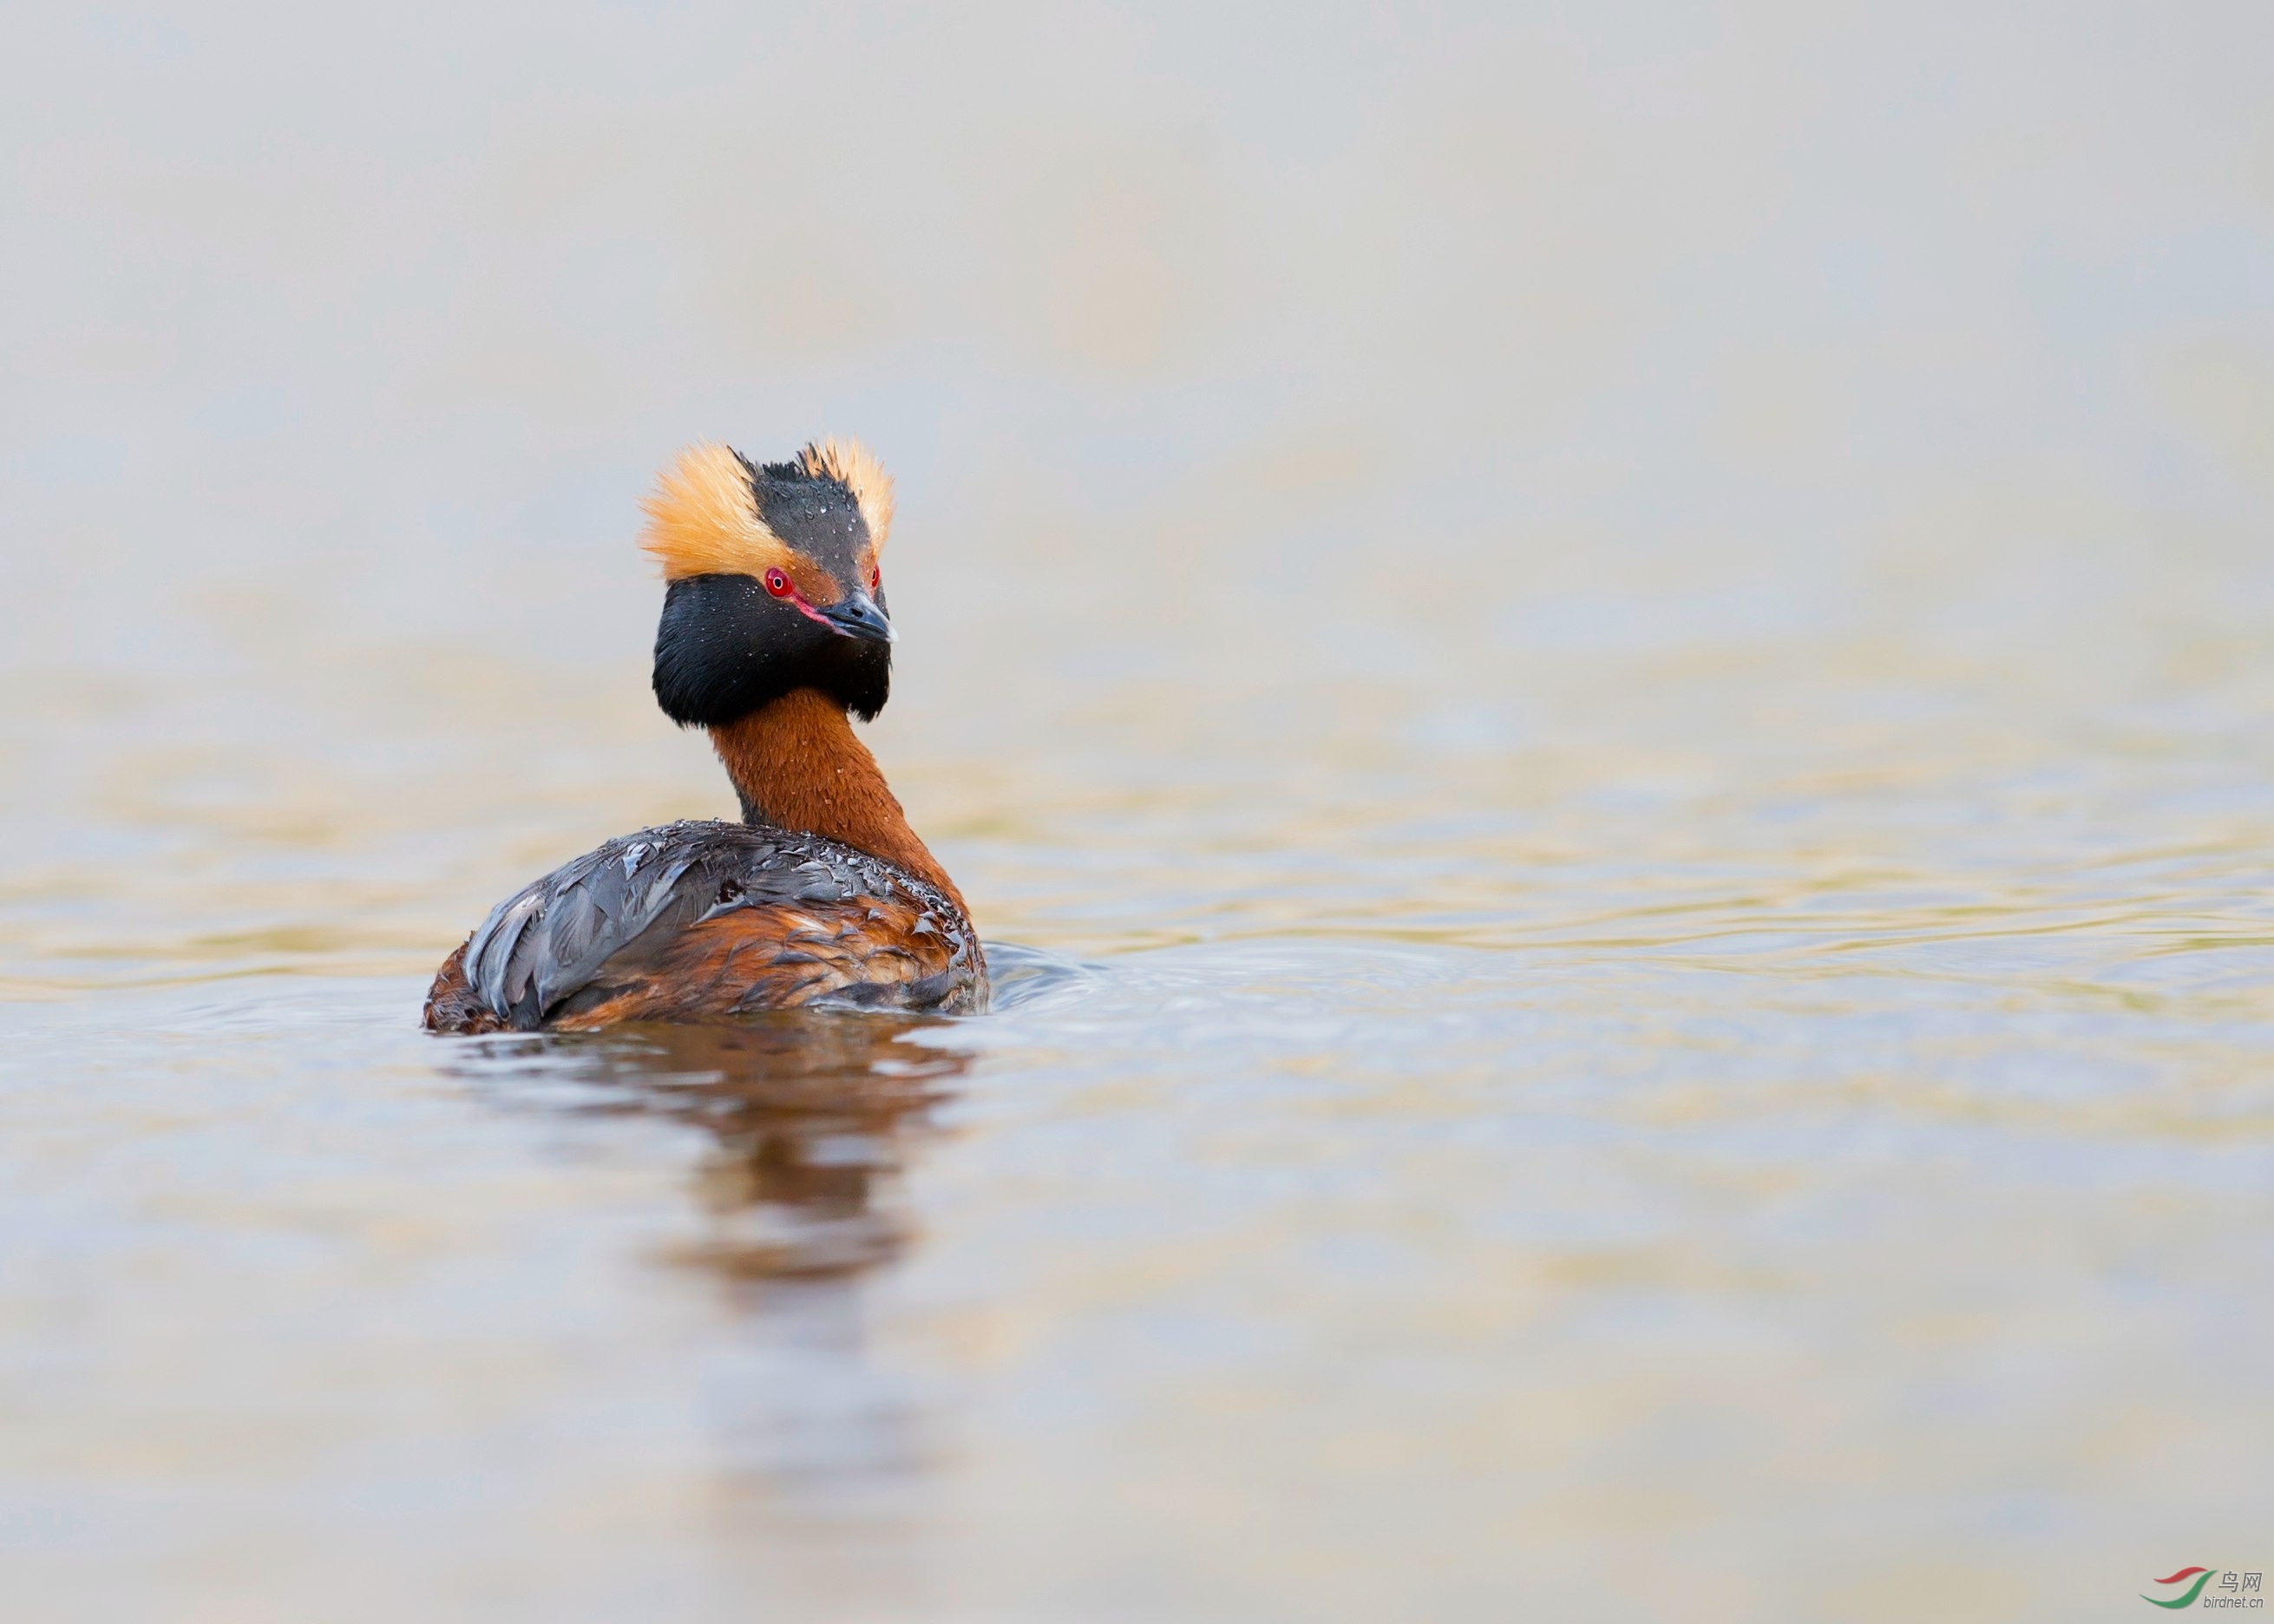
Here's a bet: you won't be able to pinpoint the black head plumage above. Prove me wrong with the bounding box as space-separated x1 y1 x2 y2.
649 452 893 727
652 570 892 726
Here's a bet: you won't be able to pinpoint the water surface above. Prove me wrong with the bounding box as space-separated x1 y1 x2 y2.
4 3 2273 1619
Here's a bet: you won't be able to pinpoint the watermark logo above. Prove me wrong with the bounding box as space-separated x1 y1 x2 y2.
2143 1568 2264 1609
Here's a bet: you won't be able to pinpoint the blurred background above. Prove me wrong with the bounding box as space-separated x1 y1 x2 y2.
3 3 2271 1620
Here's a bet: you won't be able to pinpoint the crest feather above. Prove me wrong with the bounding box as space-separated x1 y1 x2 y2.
799 437 895 553
639 443 796 582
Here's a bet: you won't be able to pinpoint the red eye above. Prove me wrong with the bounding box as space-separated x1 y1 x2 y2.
763 568 790 598
869 565 881 593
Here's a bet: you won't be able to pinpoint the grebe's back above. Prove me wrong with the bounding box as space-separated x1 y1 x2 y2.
425 821 982 1032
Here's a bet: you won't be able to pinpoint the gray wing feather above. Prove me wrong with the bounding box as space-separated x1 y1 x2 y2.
456 820 955 1029
528 848 701 1014
465 888 543 1016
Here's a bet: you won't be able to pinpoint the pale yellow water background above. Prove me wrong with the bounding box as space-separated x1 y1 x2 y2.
4 4 2273 1619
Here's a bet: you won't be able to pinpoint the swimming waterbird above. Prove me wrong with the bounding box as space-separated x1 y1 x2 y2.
423 440 985 1031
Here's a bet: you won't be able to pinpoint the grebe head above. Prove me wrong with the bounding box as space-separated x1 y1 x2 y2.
640 440 899 726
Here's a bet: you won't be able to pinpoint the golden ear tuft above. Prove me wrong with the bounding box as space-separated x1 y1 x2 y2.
799 437 895 553
639 442 794 582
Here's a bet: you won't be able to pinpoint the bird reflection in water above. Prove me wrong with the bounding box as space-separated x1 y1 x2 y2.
447 1011 972 1285
442 1011 974 1503
435 951 1079 1502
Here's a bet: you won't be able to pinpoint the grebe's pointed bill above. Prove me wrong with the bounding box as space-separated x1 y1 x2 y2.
818 588 895 644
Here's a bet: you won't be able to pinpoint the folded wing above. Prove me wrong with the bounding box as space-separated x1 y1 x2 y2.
424 821 982 1031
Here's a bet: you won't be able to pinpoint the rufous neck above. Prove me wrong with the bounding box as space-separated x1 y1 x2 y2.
707 689 968 919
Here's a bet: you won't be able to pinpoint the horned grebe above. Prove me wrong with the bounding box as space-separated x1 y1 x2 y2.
423 440 985 1032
